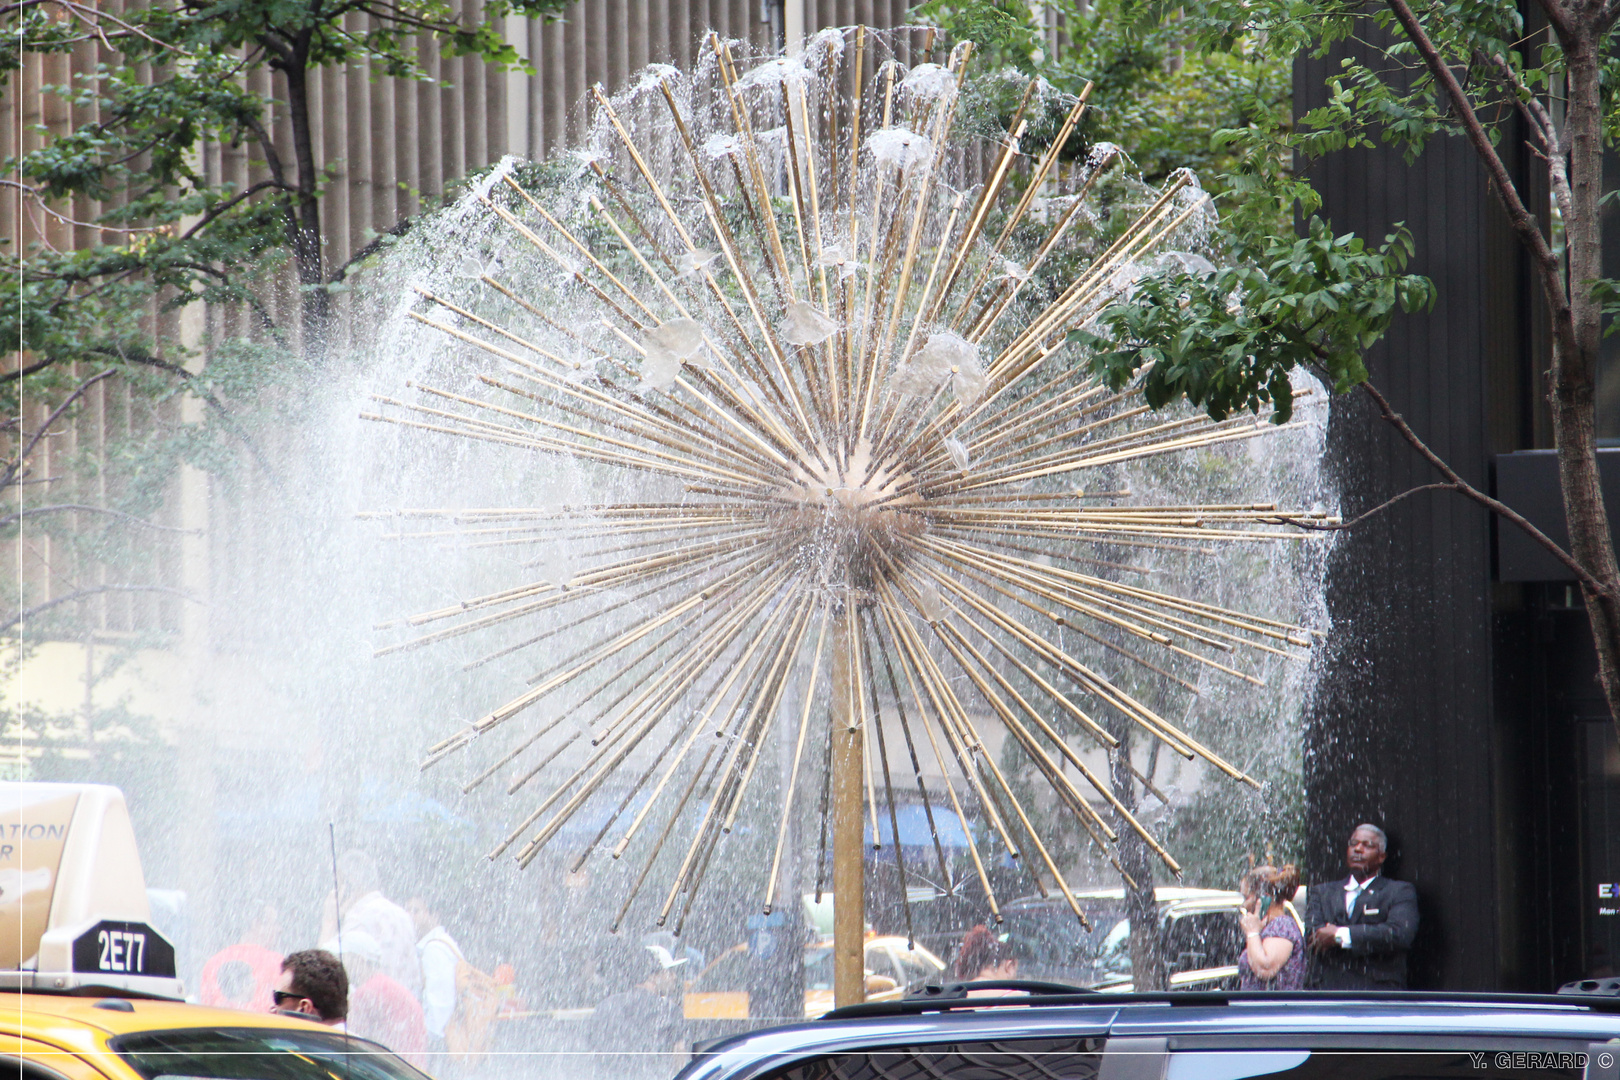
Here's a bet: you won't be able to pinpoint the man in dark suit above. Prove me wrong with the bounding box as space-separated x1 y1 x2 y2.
1305 823 1419 988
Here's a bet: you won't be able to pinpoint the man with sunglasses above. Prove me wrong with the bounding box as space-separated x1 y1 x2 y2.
271 949 349 1027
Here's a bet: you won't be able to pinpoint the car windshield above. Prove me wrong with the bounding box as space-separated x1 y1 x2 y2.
110 1026 426 1080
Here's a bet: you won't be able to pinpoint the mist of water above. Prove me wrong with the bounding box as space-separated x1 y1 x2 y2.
56 26 1339 1079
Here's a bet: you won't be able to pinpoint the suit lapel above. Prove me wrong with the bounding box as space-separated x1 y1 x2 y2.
1350 877 1384 922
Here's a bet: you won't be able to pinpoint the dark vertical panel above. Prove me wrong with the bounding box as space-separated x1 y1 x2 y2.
395 65 420 219
1298 29 1502 989
528 20 545 157
648 0 669 65
419 35 443 202
565 1 586 140
443 3 466 184
629 0 649 74
670 0 691 69
689 0 709 57
1600 146 1620 438
607 0 629 92
587 0 607 95
542 17 565 156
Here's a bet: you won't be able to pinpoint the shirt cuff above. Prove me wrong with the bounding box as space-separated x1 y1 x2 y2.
1334 926 1352 949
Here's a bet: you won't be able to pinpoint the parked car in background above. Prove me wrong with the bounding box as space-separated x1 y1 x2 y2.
802 936 946 1017
685 936 947 1020
996 886 1300 991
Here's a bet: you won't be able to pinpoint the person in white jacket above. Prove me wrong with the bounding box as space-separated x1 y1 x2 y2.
320 850 422 997
409 896 462 1049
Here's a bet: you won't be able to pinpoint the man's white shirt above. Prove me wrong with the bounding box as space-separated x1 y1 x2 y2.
1334 874 1379 948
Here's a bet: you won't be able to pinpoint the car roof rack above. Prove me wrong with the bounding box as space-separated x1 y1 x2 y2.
820 988 1620 1021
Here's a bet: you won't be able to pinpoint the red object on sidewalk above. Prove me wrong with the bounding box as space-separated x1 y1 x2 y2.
199 944 283 1012
350 973 427 1067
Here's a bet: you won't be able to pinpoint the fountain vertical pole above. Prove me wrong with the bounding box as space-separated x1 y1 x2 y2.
830 600 866 1008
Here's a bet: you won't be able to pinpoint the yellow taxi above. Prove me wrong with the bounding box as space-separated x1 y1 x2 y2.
1 993 428 1080
0 784 431 1080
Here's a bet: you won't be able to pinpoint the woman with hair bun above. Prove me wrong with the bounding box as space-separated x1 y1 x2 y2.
1237 863 1305 990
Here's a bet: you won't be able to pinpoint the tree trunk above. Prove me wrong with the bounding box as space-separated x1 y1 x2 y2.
278 50 330 358
1110 735 1164 991
1384 0 1620 734
1547 34 1620 741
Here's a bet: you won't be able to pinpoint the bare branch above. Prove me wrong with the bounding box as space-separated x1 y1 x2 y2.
236 110 290 199
1268 483 1463 531
1357 380 1611 597
0 503 200 532
0 181 162 235
2 0 181 51
2 585 203 634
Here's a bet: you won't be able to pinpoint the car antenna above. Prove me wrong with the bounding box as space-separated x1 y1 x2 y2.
329 823 344 968
330 823 352 1080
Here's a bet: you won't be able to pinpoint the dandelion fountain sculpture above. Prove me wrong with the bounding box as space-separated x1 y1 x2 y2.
363 26 1334 1005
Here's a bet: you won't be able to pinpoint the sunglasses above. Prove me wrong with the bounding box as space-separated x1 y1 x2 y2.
272 990 308 1007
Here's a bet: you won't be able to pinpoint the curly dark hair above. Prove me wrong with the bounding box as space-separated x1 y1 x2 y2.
281 949 349 1021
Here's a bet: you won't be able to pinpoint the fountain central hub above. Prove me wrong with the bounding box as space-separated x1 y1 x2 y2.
776 438 925 581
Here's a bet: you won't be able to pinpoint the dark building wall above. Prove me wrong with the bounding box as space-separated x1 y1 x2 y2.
1293 43 1521 990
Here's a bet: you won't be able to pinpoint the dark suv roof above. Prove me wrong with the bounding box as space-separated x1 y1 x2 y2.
675 992 1620 1080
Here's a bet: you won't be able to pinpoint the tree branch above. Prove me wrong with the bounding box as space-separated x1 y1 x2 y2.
179 178 296 241
1478 50 1575 225
2 369 113 488
237 110 288 188
168 262 284 340
327 216 412 284
3 0 182 52
2 356 57 383
1383 0 1580 362
1358 380 1612 597
101 348 284 487
0 180 161 235
2 585 203 634
0 503 200 532
1268 482 1463 530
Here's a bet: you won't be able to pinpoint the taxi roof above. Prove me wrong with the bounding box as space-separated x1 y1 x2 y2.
1 991 336 1040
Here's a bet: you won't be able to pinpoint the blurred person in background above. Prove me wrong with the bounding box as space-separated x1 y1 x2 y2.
1237 864 1305 990
589 939 686 1080
952 924 1018 994
200 905 283 1011
328 930 426 1065
271 949 348 1027
321 850 422 995
408 897 461 1053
